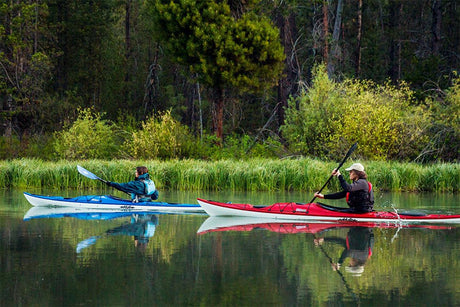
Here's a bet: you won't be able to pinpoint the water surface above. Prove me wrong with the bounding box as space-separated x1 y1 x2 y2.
1 189 459 306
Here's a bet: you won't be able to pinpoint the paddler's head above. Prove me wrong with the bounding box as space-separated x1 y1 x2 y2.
345 264 365 277
345 163 367 181
135 166 149 178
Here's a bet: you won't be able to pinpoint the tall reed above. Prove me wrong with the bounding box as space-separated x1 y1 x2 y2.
0 158 458 192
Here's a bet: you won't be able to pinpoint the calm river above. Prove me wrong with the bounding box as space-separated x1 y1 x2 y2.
1 188 459 306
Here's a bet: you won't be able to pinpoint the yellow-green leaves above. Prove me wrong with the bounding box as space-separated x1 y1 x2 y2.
124 110 194 159
281 64 430 161
54 108 123 160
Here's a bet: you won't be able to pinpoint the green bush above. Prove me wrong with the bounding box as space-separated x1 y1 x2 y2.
281 64 344 158
54 108 124 159
281 64 429 161
0 136 21 159
0 134 55 160
420 74 460 162
124 110 195 159
334 79 428 160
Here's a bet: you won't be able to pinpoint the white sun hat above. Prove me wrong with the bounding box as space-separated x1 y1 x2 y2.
345 265 365 276
345 163 365 172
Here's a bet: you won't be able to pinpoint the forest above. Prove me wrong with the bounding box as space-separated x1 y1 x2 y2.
0 0 459 162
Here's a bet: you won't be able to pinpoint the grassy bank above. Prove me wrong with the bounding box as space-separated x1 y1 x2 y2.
0 159 458 192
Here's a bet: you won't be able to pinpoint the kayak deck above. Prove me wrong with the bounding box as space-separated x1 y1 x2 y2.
24 192 204 212
197 198 460 224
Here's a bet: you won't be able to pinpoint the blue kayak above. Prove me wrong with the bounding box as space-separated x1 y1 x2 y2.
24 192 204 213
23 206 205 221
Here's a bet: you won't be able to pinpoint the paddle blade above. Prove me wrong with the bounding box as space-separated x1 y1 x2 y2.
337 142 358 170
76 236 101 253
345 142 358 159
77 165 102 181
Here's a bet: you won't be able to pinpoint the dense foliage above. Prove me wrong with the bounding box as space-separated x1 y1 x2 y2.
125 110 194 159
152 0 285 140
281 65 436 161
53 108 124 160
0 0 459 162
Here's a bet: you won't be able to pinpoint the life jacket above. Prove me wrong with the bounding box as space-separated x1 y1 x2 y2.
346 234 372 259
345 227 374 260
143 179 156 196
132 175 158 202
346 181 374 212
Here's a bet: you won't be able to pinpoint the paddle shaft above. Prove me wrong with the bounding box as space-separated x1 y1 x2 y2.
77 165 129 195
309 142 358 204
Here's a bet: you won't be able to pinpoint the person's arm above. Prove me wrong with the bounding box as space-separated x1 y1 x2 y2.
314 169 347 200
108 180 143 195
324 190 347 199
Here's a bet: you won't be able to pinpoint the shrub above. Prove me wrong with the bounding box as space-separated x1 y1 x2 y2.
281 64 430 161
419 74 460 162
281 64 344 158
54 108 124 159
333 79 428 160
124 110 195 159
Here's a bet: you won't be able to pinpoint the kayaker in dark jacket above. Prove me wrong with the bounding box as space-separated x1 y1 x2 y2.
314 226 374 276
314 163 374 213
107 166 159 202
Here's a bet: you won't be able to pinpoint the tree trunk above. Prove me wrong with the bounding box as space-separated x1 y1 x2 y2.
275 11 299 128
388 0 402 81
327 0 344 78
34 1 38 53
124 0 132 105
213 88 225 144
431 0 442 55
356 0 363 76
322 0 329 62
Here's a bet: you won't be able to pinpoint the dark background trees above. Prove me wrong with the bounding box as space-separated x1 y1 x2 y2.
0 0 458 160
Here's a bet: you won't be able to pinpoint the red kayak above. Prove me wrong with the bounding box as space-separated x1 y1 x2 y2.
197 216 454 235
197 198 460 224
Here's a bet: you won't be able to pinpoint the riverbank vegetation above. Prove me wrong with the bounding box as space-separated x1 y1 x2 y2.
2 67 459 163
1 1 459 164
1 159 458 192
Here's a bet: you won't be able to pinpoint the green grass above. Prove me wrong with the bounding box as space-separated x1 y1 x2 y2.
0 158 458 192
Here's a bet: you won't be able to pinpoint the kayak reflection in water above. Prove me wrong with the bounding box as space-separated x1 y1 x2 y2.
76 214 158 253
314 226 374 277
314 163 374 213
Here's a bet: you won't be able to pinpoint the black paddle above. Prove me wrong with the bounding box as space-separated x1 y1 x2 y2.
310 142 358 204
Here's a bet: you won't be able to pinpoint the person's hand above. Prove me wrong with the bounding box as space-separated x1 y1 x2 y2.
332 169 341 177
331 263 341 271
314 237 324 246
314 192 324 199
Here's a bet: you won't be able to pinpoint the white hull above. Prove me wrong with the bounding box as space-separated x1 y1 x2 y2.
197 199 460 224
24 193 204 213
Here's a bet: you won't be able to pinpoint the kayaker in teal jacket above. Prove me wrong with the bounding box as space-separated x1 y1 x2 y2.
107 166 159 202
314 163 374 213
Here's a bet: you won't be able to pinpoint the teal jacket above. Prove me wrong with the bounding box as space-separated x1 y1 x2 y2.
108 173 159 201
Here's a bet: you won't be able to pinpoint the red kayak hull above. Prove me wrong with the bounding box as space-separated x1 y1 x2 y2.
197 198 460 224
197 217 454 235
